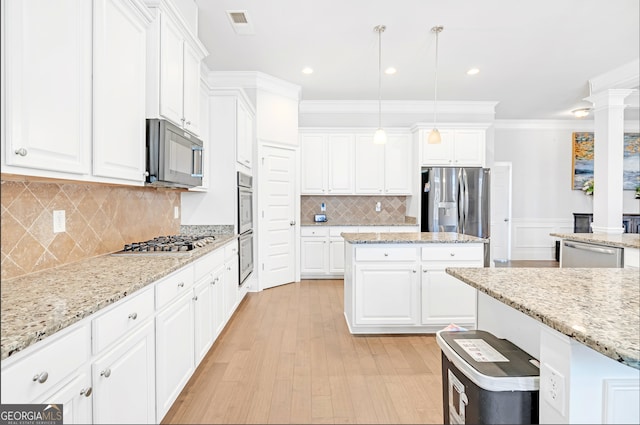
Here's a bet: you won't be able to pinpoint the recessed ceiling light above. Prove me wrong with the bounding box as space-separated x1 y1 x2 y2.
466 68 480 75
302 67 313 74
384 67 397 75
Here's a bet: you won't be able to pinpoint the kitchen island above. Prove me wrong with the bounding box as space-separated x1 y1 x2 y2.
446 267 639 424
342 232 487 334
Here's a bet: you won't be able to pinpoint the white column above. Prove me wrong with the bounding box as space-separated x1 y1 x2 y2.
587 89 633 234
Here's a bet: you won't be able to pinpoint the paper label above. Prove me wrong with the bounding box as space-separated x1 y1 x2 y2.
454 338 509 362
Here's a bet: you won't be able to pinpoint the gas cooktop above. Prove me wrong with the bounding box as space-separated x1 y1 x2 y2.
111 235 217 256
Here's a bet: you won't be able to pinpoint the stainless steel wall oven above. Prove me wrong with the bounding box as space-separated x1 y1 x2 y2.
237 172 254 285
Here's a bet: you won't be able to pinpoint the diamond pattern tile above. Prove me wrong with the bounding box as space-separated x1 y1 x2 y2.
1 178 181 279
301 195 410 224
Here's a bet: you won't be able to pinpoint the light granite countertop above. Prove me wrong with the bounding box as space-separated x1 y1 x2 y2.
342 232 487 244
446 267 640 370
550 232 640 249
0 234 237 361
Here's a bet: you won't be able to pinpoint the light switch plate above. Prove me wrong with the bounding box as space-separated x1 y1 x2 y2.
53 210 66 233
174 206 180 219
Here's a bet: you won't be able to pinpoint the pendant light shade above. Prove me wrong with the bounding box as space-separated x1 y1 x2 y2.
373 25 387 145
428 26 443 144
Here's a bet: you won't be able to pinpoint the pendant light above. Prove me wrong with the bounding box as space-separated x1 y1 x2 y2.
373 25 387 145
428 26 444 144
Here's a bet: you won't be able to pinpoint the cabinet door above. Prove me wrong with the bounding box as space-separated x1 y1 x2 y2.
159 13 184 126
42 371 92 425
92 321 155 424
300 237 328 274
384 134 412 194
421 268 476 326
193 277 214 366
155 292 195 421
211 266 225 337
327 134 354 194
355 135 385 194
421 129 454 166
182 42 201 136
453 130 484 166
236 101 253 168
4 0 91 174
301 134 327 194
328 238 345 274
354 264 419 325
223 257 239 322
92 0 147 182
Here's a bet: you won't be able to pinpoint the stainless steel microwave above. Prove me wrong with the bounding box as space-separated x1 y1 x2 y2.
146 119 203 188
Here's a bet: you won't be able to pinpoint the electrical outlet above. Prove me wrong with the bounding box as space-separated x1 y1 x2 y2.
53 210 66 233
320 202 326 212
174 206 180 219
541 362 565 415
375 201 381 212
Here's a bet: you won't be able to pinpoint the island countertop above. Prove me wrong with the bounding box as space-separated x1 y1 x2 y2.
1 234 237 361
550 232 640 249
341 231 487 244
445 267 640 370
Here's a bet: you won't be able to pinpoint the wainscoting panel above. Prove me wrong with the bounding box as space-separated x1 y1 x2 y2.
511 218 573 260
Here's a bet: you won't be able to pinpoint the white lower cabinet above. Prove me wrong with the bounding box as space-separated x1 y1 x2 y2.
43 370 93 425
193 275 214 366
155 289 195 421
420 269 476 326
223 242 240 322
354 263 419 326
328 237 345 273
300 228 328 275
92 321 155 424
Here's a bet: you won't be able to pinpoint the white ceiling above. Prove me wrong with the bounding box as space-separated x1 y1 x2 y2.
195 0 639 120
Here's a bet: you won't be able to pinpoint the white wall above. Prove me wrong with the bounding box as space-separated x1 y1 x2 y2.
256 89 299 145
494 121 640 259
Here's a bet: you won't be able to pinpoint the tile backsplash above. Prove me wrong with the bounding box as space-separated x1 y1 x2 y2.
301 195 409 224
1 179 181 280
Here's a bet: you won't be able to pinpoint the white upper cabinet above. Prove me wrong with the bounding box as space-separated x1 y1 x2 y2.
3 0 92 175
236 99 254 169
300 134 328 194
93 0 150 183
327 134 355 194
355 134 385 194
383 134 412 194
419 127 486 167
146 5 208 137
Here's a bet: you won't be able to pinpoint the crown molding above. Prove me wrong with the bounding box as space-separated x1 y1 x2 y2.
493 119 640 132
589 59 640 94
206 71 301 100
144 0 208 57
299 100 498 116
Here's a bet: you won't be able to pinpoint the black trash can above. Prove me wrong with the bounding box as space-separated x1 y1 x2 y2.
436 330 540 424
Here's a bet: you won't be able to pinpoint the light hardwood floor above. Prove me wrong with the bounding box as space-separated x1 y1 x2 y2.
163 279 444 424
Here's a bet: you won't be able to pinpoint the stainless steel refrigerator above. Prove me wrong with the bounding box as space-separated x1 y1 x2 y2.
421 167 491 265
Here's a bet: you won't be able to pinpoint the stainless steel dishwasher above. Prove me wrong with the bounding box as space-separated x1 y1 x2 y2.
561 240 623 267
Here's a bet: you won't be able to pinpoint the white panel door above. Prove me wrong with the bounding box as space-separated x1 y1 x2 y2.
4 0 91 174
327 134 354 194
300 134 326 194
159 13 184 126
92 0 147 182
260 145 297 289
355 134 385 194
491 162 512 263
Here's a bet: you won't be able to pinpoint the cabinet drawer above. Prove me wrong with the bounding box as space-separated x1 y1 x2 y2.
329 226 353 237
358 226 390 233
92 286 154 353
355 246 417 262
224 240 239 259
1 323 90 403
155 266 194 310
301 227 329 237
194 248 224 281
421 244 483 262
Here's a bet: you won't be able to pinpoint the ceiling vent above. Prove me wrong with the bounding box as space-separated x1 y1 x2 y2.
226 10 254 35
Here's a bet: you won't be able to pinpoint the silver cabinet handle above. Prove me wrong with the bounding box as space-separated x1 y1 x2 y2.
100 369 111 378
15 148 28 156
80 387 92 397
128 312 137 320
178 282 185 288
32 372 48 384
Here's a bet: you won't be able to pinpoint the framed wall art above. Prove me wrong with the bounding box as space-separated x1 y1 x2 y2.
571 132 640 190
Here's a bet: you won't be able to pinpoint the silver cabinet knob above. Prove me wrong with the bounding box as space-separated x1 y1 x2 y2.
32 372 48 384
504 218 509 222
100 369 111 378
178 282 185 288
181 117 186 122
290 220 296 226
14 148 28 156
450 252 455 256
384 253 389 257
423 269 428 273
227 266 231 271
193 296 198 301
244 159 250 163
186 121 191 125
80 387 92 397
128 312 137 320
413 269 417 273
